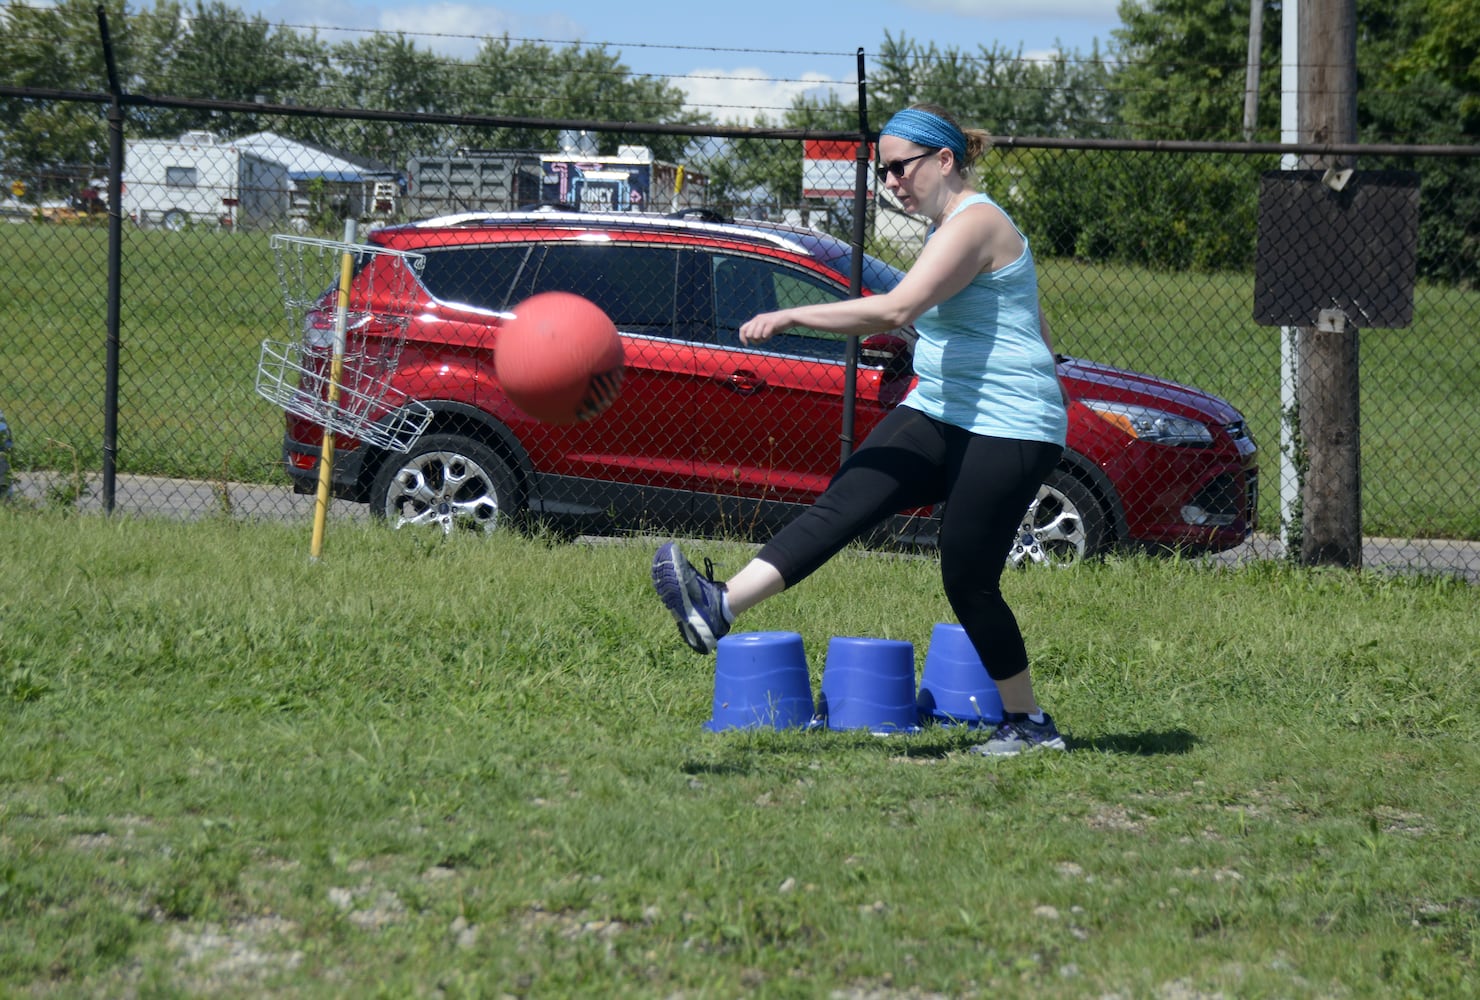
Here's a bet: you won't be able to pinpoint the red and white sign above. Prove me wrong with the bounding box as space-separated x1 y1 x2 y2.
802 139 873 199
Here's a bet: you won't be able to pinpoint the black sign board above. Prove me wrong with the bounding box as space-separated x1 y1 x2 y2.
1253 169 1420 328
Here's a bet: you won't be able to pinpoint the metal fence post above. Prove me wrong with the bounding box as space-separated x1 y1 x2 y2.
840 48 869 466
97 5 124 514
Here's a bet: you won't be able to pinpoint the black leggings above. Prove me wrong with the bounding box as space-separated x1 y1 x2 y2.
757 405 1062 681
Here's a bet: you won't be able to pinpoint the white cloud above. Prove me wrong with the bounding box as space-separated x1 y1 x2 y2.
244 2 583 58
375 5 596 58
674 69 849 125
378 5 515 37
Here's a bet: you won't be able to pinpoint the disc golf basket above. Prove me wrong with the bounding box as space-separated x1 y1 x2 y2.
256 233 431 450
255 229 430 557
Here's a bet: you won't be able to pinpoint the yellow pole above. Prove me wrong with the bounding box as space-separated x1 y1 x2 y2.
310 220 358 561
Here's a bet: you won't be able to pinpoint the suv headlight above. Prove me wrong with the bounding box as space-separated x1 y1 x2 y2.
1082 401 1213 446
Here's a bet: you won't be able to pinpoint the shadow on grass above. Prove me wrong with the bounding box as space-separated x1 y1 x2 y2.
1071 728 1200 755
677 728 1201 772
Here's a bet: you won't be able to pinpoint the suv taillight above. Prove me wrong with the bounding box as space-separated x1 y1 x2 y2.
303 308 336 349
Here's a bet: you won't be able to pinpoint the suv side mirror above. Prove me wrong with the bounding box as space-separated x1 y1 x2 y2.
860 333 912 379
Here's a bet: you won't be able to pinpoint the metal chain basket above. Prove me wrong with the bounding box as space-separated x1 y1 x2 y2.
255 234 432 452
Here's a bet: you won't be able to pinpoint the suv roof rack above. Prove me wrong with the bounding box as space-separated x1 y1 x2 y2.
665 207 731 223
515 201 582 213
404 209 818 257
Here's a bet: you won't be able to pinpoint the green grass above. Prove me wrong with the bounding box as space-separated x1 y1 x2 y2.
2 506 1478 997
0 224 289 487
2 222 1478 538
1040 259 1480 541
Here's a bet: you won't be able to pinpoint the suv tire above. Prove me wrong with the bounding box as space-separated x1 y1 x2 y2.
1009 468 1108 568
369 433 520 535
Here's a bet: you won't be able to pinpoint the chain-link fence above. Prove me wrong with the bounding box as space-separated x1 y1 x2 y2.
2 94 1476 578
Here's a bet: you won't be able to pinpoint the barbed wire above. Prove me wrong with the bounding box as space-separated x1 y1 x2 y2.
3 2 1475 133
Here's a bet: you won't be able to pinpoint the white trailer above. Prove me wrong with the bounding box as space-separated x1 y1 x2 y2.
122 131 290 231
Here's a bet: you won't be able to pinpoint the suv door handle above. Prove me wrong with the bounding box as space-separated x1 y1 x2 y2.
717 370 766 395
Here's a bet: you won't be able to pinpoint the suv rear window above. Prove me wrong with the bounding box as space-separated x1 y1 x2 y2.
523 244 678 334
417 241 681 337
418 245 530 312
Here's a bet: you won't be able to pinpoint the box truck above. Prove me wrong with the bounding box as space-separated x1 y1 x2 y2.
403 153 542 219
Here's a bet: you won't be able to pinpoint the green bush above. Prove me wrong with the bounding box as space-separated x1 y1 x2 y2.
991 149 1266 273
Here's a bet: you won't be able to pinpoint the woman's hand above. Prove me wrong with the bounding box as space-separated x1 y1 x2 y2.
738 310 793 346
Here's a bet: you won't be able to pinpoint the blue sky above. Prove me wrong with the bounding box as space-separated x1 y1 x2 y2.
236 0 1125 122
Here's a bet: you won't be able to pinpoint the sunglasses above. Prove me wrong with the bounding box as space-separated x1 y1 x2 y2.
874 150 937 182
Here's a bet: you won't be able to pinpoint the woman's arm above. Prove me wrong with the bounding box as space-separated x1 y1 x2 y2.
738 202 1008 345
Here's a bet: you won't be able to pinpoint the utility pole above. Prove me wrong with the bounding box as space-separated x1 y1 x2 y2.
1243 0 1264 140
1296 0 1361 567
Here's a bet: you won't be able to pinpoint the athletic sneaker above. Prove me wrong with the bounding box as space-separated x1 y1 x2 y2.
651 541 730 654
971 713 1067 756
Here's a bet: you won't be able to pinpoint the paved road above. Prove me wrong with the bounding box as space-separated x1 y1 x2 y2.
12 471 1479 581
12 471 363 524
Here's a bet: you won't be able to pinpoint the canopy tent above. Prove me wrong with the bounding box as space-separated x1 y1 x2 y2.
235 132 399 184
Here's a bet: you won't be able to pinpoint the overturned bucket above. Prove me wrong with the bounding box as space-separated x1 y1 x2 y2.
818 636 920 735
916 623 1003 728
703 631 816 732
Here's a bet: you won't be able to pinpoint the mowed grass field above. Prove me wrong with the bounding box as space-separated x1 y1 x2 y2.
2 507 1477 997
2 223 1478 539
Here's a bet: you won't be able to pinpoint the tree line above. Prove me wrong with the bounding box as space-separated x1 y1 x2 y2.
2 0 1475 279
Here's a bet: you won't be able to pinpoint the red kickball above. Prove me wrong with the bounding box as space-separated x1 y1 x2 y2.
494 291 625 425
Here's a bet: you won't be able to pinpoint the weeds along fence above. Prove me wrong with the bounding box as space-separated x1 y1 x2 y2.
1 90 1477 578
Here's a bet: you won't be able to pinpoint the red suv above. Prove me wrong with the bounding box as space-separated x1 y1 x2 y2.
280 210 1258 565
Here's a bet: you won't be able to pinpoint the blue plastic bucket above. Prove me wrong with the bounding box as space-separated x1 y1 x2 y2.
703 631 816 732
817 636 920 735
916 623 1003 728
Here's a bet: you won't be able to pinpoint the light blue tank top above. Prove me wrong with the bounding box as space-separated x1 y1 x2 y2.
902 193 1068 446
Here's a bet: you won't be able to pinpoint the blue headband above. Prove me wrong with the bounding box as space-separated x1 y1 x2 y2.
880 108 967 160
